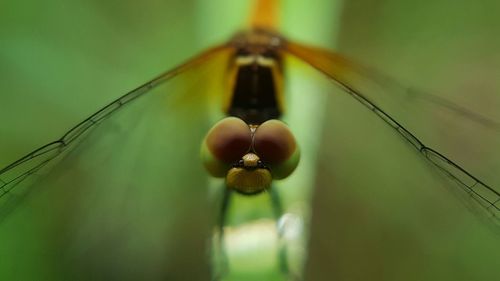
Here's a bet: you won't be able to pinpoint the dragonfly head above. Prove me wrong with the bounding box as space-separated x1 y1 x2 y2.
201 117 300 195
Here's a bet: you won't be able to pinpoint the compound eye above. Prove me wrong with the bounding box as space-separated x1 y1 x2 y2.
204 117 252 163
253 120 297 164
201 117 252 177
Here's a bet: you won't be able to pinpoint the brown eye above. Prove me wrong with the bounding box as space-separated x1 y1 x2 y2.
253 119 296 164
204 117 252 163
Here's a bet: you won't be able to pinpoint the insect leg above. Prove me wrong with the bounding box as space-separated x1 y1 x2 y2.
212 188 232 281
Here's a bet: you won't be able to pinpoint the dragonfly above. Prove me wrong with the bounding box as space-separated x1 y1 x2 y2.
1 0 499 280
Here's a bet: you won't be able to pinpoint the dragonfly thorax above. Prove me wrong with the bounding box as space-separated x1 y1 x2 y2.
226 29 285 125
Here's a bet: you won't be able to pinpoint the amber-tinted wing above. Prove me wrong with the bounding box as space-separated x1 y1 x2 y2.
0 45 233 280
284 41 500 226
272 39 500 281
0 45 228 200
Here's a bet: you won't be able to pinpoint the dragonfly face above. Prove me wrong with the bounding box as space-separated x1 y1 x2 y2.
201 29 300 195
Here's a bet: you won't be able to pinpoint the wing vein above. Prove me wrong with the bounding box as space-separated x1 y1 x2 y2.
0 44 230 198
285 44 500 225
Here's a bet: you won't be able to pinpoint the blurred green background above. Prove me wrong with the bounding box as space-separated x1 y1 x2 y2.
1 0 500 280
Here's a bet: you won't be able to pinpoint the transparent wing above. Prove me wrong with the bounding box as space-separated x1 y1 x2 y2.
286 43 500 131
280 45 500 281
280 43 500 280
284 41 500 225
0 45 233 280
0 45 227 200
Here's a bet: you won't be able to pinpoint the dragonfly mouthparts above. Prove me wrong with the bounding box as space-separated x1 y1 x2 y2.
232 153 268 170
